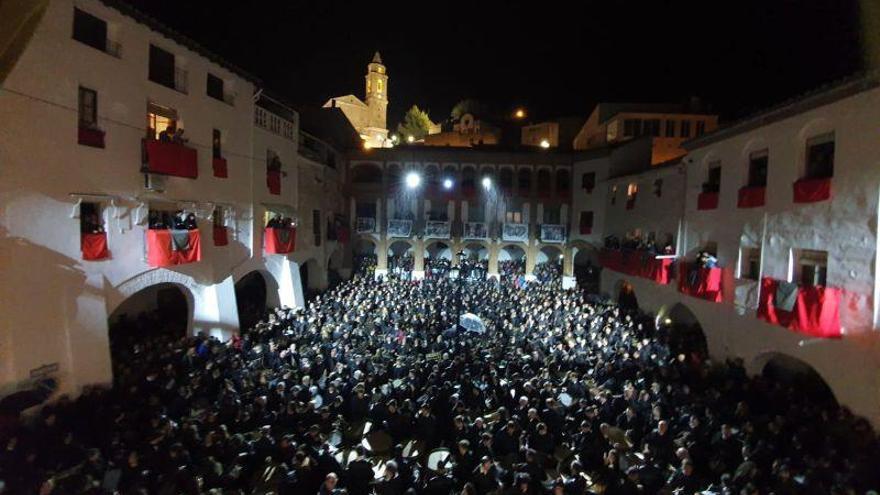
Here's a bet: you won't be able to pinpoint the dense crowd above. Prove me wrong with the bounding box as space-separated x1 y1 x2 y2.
1 265 878 495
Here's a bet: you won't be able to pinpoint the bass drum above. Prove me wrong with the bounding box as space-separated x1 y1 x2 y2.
361 430 393 456
426 448 454 472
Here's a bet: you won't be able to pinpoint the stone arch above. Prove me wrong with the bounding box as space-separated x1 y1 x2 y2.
299 258 321 295
351 162 383 184
235 271 269 330
754 352 837 407
517 167 532 195
536 167 552 192
354 237 378 256
387 239 415 257
570 242 601 291
424 163 440 192
461 165 477 192
657 302 709 360
424 240 453 260
556 168 571 194
537 244 563 264
462 242 490 261
499 244 526 262
386 163 402 191
499 166 515 193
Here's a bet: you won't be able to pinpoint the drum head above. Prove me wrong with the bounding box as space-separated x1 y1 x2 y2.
558 392 572 408
427 448 453 472
328 430 343 448
402 439 421 458
361 430 393 455
372 460 387 480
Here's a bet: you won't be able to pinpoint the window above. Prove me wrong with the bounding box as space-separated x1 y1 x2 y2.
579 211 594 234
72 8 108 52
500 168 514 190
537 169 551 193
794 249 827 287
213 207 225 229
623 119 642 137
739 247 761 280
748 150 768 187
643 119 660 137
680 120 691 138
213 129 222 158
149 45 176 89
518 168 531 192
653 178 663 197
627 183 638 199
207 73 224 101
543 206 560 224
695 120 706 136
665 120 676 137
703 162 721 193
80 202 103 233
78 86 97 128
377 80 383 93
505 211 522 223
313 210 322 247
582 172 596 192
146 102 177 140
805 133 835 179
556 169 570 192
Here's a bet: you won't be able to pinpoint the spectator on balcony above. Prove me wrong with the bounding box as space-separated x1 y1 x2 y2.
158 125 177 143
80 212 104 234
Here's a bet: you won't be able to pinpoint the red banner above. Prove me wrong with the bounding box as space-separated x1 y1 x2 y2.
143 140 198 178
265 227 296 254
78 127 105 148
213 157 228 178
146 229 202 267
757 277 841 338
213 226 229 246
678 262 723 302
793 177 831 203
737 186 765 208
81 232 109 260
599 249 673 285
267 170 281 195
697 191 719 210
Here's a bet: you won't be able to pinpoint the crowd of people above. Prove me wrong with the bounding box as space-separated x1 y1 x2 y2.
148 210 199 231
603 236 674 257
1 264 878 495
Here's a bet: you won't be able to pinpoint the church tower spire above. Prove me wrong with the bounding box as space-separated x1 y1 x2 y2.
365 52 388 135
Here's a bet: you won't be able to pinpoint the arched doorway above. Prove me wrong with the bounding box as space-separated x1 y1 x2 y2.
108 283 191 380
573 245 600 293
616 280 638 312
387 240 414 277
661 303 708 361
299 259 321 300
759 353 837 407
353 238 378 276
425 241 452 278
235 272 267 331
536 245 563 283
499 245 526 279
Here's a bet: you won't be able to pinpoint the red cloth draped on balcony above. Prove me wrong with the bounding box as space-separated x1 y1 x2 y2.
265 227 296 254
757 277 841 338
737 185 765 208
599 249 673 284
78 127 105 148
146 229 202 267
793 177 831 203
213 157 228 178
678 262 723 302
143 139 198 178
697 191 719 210
213 226 228 246
81 232 109 260
267 170 281 195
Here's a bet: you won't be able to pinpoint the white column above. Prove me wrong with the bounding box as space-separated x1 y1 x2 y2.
462 201 469 223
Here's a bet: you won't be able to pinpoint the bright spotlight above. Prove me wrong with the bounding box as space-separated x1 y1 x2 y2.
481 177 492 190
405 172 421 189
407 135 415 143
443 178 453 190
514 108 526 119
540 139 550 149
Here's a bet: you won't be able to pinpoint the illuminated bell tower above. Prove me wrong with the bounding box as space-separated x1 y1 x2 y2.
364 51 389 144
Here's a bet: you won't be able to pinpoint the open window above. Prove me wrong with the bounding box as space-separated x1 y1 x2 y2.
703 161 721 193
149 44 186 93
805 133 835 179
747 150 768 187
72 8 120 56
579 211 594 234
146 103 178 140
78 86 104 147
793 249 827 287
505 211 523 223
80 201 109 260
738 246 761 280
581 172 596 192
213 207 229 246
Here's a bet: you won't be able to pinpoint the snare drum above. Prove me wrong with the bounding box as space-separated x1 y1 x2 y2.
427 448 454 472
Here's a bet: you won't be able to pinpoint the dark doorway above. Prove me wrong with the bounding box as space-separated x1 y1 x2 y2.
762 354 837 407
235 272 267 330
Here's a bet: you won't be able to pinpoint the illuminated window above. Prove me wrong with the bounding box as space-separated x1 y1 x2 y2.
793 249 827 287
367 80 371 92
146 102 177 140
627 183 638 198
377 80 383 93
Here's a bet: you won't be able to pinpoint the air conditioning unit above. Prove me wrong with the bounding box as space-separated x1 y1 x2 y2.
144 173 167 193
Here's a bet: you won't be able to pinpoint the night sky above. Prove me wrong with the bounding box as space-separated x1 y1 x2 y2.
127 0 864 127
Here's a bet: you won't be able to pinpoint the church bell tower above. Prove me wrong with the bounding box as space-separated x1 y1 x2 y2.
364 51 388 133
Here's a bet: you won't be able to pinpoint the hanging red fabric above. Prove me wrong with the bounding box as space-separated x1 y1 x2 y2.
78 127 105 148
213 226 229 246
143 139 198 178
756 277 841 338
265 227 296 254
737 186 766 208
599 249 673 285
81 232 109 260
793 177 831 203
678 262 723 302
146 229 202 267
213 157 228 178
267 170 281 195
697 191 719 210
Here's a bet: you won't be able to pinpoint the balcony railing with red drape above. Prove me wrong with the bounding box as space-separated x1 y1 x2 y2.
697 191 719 210
146 229 202 267
213 157 228 178
599 249 674 285
81 232 109 260
78 127 105 148
678 262 723 302
267 170 281 195
737 185 766 208
265 227 296 254
793 177 831 203
143 139 198 178
213 226 228 246
757 277 841 338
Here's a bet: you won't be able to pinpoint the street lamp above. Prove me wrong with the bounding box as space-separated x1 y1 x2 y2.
405 171 421 189
407 135 415 143
443 178 453 190
514 108 526 119
540 139 550 149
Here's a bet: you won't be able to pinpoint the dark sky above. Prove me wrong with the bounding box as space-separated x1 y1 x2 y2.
127 0 864 127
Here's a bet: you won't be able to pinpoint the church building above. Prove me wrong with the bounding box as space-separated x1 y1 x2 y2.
323 52 390 148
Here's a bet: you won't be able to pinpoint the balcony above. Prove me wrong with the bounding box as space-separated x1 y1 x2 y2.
540 224 566 243
264 227 296 254
388 219 413 238
146 229 202 267
78 126 105 148
678 262 723 302
142 139 198 178
502 223 529 242
356 217 377 234
463 222 489 240
424 221 451 240
757 277 841 338
599 248 674 285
